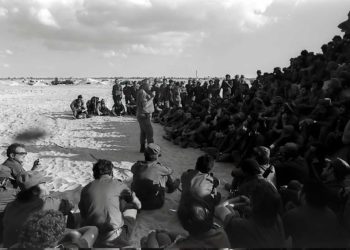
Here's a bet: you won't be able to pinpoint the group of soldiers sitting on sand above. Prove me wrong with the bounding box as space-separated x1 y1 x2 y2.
70 94 135 119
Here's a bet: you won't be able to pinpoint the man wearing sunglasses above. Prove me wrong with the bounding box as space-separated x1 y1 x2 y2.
1 143 40 186
0 144 39 245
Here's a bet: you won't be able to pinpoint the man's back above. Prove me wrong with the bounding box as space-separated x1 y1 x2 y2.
79 176 127 233
132 161 172 188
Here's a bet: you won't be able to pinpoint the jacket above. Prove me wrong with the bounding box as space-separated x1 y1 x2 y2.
136 89 154 115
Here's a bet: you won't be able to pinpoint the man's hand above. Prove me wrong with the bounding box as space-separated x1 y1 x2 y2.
32 159 40 170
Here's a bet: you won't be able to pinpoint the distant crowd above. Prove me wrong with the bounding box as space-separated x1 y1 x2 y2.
0 11 350 249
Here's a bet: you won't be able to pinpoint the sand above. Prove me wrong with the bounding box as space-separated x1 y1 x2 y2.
0 81 232 246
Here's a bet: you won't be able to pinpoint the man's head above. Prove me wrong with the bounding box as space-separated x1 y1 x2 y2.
78 95 82 99
225 74 231 80
177 195 214 236
195 154 214 174
280 142 299 159
142 78 151 92
338 11 350 35
144 143 161 161
253 146 270 165
240 159 261 177
92 159 114 179
300 181 327 208
18 210 66 248
7 143 27 164
331 158 350 181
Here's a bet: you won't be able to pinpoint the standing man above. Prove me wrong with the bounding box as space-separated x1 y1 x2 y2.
136 78 155 153
112 79 123 106
221 74 233 99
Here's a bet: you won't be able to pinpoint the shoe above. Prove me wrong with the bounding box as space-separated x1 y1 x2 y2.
167 178 181 193
131 192 142 210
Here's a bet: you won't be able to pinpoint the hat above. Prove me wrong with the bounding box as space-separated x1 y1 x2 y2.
145 143 161 156
280 142 299 156
271 96 283 104
331 158 350 179
240 159 260 176
17 171 51 191
318 98 332 106
288 180 302 191
342 120 350 145
254 146 270 159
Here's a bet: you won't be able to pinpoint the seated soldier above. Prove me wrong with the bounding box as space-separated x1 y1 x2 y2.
181 154 221 208
229 159 275 197
131 143 180 210
96 99 111 116
86 96 100 116
79 159 141 247
70 95 87 119
253 146 276 186
141 193 230 248
112 99 126 116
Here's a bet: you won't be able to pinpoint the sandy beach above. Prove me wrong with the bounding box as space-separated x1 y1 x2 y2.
0 81 232 246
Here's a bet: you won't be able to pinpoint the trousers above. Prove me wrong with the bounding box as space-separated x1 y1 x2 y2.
137 113 154 145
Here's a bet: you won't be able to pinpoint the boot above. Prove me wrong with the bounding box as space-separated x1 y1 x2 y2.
140 144 145 153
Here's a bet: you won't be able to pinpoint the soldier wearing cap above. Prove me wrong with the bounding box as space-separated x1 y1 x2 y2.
136 78 155 152
131 143 180 210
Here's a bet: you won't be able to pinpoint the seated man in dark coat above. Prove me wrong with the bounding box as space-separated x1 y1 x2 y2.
131 143 180 210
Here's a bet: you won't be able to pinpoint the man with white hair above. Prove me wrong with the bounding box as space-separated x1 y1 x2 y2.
136 78 155 153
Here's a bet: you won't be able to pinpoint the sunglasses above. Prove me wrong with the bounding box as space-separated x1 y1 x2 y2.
15 152 27 155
